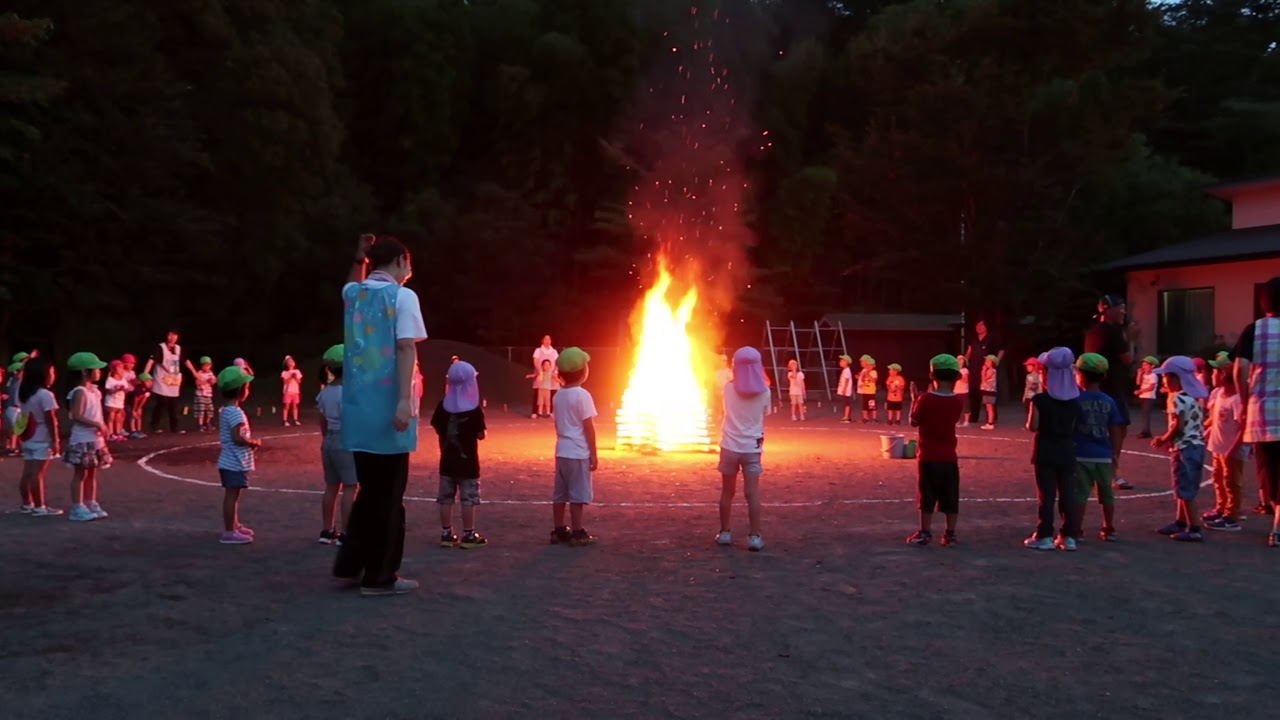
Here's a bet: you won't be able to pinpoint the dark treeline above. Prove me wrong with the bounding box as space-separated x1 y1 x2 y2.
1 0 1277 360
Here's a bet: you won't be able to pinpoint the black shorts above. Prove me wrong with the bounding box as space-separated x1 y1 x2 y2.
886 400 903 411
841 395 853 410
982 392 997 403
1256 442 1280 505
859 394 877 411
1104 389 1131 426
918 461 960 514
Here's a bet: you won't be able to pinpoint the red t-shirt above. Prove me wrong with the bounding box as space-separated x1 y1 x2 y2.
910 391 965 462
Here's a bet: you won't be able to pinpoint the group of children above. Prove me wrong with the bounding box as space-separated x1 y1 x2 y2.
827 355 911 425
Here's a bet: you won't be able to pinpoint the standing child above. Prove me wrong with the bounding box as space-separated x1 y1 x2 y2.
980 355 999 430
193 357 216 432
103 360 130 441
717 347 772 551
1202 356 1247 531
885 364 906 426
1022 357 1042 413
64 353 113 522
128 373 152 439
1150 356 1209 542
17 356 61 516
1135 356 1159 439
217 366 261 545
836 355 854 423
786 359 806 421
432 360 488 548
551 347 598 546
954 355 971 427
857 355 879 424
2 361 22 455
281 356 303 427
1074 353 1124 542
528 359 556 418
1023 348 1082 551
906 355 966 546
315 345 357 545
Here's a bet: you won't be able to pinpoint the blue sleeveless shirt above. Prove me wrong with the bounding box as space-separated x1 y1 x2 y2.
341 279 418 454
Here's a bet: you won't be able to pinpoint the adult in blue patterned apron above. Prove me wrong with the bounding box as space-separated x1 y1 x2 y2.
332 234 429 597
1233 277 1280 547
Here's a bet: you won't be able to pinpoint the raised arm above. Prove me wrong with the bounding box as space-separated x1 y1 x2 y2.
349 233 375 283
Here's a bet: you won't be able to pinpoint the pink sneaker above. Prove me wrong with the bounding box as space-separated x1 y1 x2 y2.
219 531 253 545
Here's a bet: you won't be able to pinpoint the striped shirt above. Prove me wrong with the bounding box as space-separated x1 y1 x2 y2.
217 405 256 472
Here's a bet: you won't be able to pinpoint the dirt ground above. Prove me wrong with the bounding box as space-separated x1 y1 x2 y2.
1 404 1277 720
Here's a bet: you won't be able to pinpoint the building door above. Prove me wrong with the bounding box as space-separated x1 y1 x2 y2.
1158 288 1215 356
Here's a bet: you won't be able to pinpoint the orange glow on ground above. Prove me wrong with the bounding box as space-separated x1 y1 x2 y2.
615 260 714 453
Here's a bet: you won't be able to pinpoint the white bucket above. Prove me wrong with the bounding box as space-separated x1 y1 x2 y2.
880 433 905 460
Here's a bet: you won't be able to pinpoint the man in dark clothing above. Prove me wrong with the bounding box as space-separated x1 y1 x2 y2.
964 320 1004 424
1083 294 1134 490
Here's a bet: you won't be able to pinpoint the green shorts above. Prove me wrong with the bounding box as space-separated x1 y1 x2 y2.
1075 461 1115 505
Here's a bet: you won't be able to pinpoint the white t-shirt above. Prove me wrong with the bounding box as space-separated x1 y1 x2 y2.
533 345 559 373
104 376 129 409
553 386 597 459
67 385 105 446
954 367 970 394
1207 388 1246 458
281 369 303 396
837 367 853 397
316 384 343 433
343 279 429 343
721 388 770 453
22 388 58 445
788 370 806 397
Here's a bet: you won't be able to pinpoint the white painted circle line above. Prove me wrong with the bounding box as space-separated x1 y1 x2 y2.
135 427 1208 507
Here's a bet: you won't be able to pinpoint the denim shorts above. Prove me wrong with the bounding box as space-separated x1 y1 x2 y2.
219 469 250 489
718 448 763 479
21 440 52 462
1171 445 1206 501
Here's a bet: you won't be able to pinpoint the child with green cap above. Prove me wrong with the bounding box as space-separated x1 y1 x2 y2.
127 372 153 439
2 361 21 455
216 365 261 545
907 354 966 546
64 352 113 522
885 364 906 425
551 347 598 546
1203 354 1246 531
1074 353 1124 542
953 355 971 427
193 356 216 432
857 355 879 423
836 355 854 422
1135 356 1159 439
315 345 356 545
980 355 999 430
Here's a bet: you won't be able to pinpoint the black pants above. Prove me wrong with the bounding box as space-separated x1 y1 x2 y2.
334 452 408 588
1255 441 1280 508
1035 462 1081 540
150 395 180 433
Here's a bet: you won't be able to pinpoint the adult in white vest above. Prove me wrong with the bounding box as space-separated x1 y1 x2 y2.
531 335 559 418
1233 276 1280 548
142 330 197 434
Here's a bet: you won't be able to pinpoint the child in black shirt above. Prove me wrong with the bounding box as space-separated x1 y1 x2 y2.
431 361 488 548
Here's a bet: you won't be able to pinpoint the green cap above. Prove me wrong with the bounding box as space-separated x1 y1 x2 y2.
860 354 875 365
199 356 212 366
217 366 254 391
323 344 345 368
67 352 108 372
888 363 902 371
1142 355 1159 366
7 362 22 374
137 372 153 382
12 352 29 363
839 354 853 363
1075 352 1109 374
930 354 960 372
1209 352 1233 369
984 354 999 364
556 347 591 373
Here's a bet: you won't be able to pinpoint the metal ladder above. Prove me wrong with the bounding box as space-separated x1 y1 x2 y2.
762 321 849 405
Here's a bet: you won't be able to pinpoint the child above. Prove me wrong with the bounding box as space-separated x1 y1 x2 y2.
217 365 261 544
551 347 598 546
2 361 22 455
786 359 806 421
281 355 303 427
103 360 130 441
1074 353 1124 542
1134 356 1159 439
857 355 879 423
954 355 971 427
1023 347 1082 551
431 360 488 548
1150 356 1209 542
885 364 906 425
1202 355 1246 531
64 353 112 522
128 372 152 439
527 359 556 418
1021 357 1042 413
193 356 216 432
907 354 966 546
980 355 999 430
17 356 61 516
315 345 357 545
717 347 772 551
836 355 854 423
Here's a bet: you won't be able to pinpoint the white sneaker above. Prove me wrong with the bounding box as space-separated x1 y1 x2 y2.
87 501 109 519
1024 535 1056 550
981 424 995 431
360 578 420 597
68 504 97 522
1055 535 1077 552
747 534 765 552
530 414 538 419
715 531 732 546
19 504 34 514
29 506 64 517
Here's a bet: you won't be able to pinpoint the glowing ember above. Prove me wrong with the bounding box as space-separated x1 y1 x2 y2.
615 259 714 453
